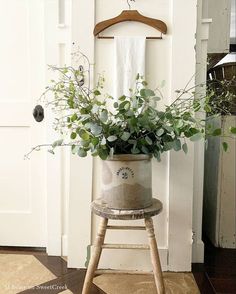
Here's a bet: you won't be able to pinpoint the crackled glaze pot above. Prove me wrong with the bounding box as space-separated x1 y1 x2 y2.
101 154 153 210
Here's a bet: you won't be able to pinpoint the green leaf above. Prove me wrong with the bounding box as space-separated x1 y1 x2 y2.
98 149 108 160
109 147 114 157
71 113 78 122
91 137 99 146
91 104 99 114
204 104 212 113
94 90 101 96
212 128 222 136
166 113 173 120
128 139 137 145
131 147 140 154
189 128 199 135
190 132 203 141
138 115 149 127
182 112 191 121
121 131 131 141
173 139 181 151
126 110 134 117
119 101 130 111
77 148 87 157
140 89 155 97
141 146 149 154
80 140 90 147
230 127 236 135
142 81 148 86
160 80 166 88
163 142 174 151
113 102 119 108
118 95 126 101
145 136 153 145
90 124 102 136
222 142 228 152
124 102 130 111
107 135 117 142
70 132 77 140
101 137 106 146
156 128 164 137
153 96 161 101
182 143 188 154
91 150 98 157
154 151 161 162
52 139 63 148
163 125 173 133
175 120 184 128
100 110 108 122
71 145 79 154
48 149 55 155
78 129 90 140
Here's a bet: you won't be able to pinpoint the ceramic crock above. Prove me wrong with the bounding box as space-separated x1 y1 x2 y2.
101 154 153 210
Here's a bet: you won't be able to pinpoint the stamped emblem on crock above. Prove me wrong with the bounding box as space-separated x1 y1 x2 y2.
116 167 134 179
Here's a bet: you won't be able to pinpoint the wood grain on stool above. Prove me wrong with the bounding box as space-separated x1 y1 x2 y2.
82 218 108 294
145 217 165 294
82 198 165 294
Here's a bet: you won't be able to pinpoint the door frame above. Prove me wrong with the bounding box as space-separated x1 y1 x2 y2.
44 0 73 256
67 0 95 267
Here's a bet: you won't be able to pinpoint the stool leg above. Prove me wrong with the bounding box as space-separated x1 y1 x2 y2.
82 217 108 294
145 217 165 294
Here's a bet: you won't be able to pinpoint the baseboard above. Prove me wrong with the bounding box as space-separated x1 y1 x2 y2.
192 240 204 263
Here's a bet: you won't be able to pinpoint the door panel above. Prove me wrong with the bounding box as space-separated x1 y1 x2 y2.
0 0 46 247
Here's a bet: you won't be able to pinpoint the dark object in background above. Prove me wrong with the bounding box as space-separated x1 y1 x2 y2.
207 62 236 115
33 105 44 122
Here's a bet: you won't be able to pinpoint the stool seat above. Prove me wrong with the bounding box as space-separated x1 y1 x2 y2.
91 198 163 220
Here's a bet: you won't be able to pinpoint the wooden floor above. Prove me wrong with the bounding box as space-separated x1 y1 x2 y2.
192 238 236 294
1 243 236 293
0 246 105 294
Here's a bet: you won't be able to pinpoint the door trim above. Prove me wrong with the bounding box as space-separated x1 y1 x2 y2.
67 0 95 267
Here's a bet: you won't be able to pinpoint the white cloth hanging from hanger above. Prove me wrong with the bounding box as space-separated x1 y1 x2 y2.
114 36 146 99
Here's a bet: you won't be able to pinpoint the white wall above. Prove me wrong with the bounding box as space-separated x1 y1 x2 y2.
68 0 197 272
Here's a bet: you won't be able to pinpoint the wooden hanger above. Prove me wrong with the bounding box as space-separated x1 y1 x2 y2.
94 10 167 40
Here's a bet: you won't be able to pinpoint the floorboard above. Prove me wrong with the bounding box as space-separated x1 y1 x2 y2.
193 237 236 294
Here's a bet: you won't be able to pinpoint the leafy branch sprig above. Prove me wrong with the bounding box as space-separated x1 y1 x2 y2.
27 54 236 160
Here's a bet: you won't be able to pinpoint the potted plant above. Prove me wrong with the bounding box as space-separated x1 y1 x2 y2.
27 53 236 210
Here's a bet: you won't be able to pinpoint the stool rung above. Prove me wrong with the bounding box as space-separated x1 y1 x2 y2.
107 225 146 230
101 244 150 250
95 269 153 275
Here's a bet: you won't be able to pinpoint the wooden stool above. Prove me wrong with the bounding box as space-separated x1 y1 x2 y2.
82 198 165 294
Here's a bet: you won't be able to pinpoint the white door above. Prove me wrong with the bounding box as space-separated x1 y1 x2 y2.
68 0 197 272
0 0 47 247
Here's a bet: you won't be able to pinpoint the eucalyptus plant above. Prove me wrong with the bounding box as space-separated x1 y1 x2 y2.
26 54 236 160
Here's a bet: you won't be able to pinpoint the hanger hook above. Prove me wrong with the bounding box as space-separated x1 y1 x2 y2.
127 0 135 10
